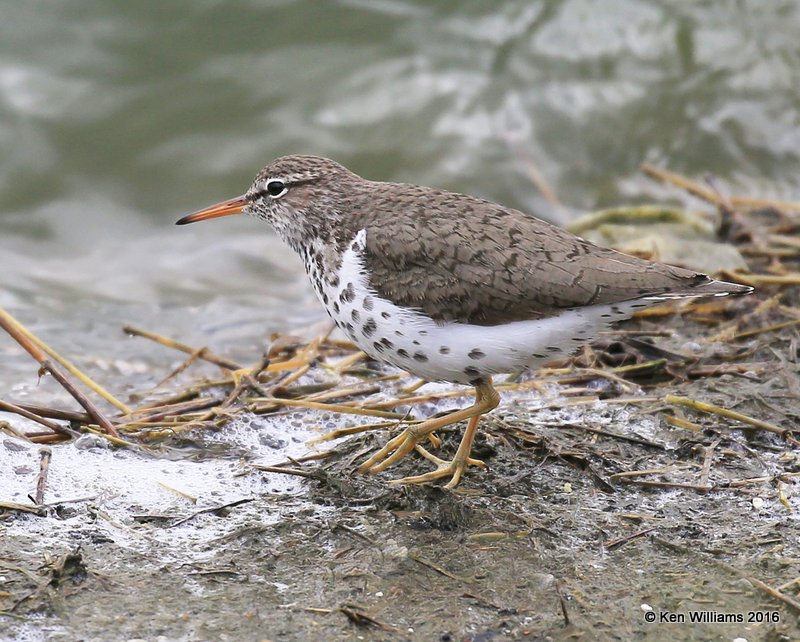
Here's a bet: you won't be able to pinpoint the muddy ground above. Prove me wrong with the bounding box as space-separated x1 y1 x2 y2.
2 307 798 642
2 208 799 642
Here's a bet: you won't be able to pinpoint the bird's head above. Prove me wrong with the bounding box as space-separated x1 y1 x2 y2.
176 155 359 250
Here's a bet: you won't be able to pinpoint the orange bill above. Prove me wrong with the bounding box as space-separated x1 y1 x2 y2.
175 195 248 225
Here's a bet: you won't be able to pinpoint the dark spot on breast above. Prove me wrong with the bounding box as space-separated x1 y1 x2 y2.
395 330 403 337
463 366 480 377
322 292 329 305
412 340 420 346
532 353 546 359
439 346 450 354
380 338 394 349
413 352 428 362
372 341 384 353
600 313 611 318
362 318 376 337
351 309 360 322
339 282 355 304
468 348 485 360
397 348 409 358
381 311 391 319
345 322 353 333
419 330 427 336
329 275 339 288
333 301 340 314
546 346 561 352
363 296 374 311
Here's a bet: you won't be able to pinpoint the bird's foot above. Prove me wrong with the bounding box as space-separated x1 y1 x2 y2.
228 367 253 387
357 425 440 475
386 445 486 489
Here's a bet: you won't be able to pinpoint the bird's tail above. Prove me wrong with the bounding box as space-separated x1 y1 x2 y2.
646 277 753 301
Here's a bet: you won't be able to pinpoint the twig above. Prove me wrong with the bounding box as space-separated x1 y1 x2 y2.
605 527 656 550
746 576 800 613
305 605 394 631
0 312 119 437
687 363 767 379
0 501 46 516
11 403 90 423
724 472 800 488
732 318 800 340
617 479 714 492
641 164 800 212
555 580 571 626
663 414 703 432
153 347 207 388
0 399 69 433
699 436 721 488
408 553 473 584
264 450 338 468
653 536 800 613
34 447 52 505
664 395 791 440
555 423 665 450
0 307 131 414
119 398 220 426
169 498 254 528
251 465 317 478
722 272 800 287
307 420 399 445
123 325 242 371
609 465 697 480
250 397 405 420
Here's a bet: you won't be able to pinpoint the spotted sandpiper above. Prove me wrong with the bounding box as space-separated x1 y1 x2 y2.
177 155 752 487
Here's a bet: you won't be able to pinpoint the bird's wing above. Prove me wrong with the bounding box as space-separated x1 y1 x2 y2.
358 186 717 327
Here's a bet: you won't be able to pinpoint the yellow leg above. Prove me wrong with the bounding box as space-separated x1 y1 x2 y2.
357 379 500 485
388 413 487 488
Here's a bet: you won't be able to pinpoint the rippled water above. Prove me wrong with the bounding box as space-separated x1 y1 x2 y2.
2 0 799 387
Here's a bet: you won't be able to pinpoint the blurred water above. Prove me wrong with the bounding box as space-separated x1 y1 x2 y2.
2 0 800 389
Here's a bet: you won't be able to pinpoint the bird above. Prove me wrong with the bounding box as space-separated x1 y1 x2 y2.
176 155 752 488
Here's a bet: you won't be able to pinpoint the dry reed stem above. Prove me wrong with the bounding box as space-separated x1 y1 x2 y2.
732 318 800 340
641 163 800 212
0 400 66 433
154 347 207 388
663 414 703 432
0 307 130 414
251 465 317 478
0 501 46 516
307 420 406 445
250 397 405 420
0 310 119 437
664 395 789 438
609 465 698 480
123 325 242 371
11 403 90 423
722 271 800 286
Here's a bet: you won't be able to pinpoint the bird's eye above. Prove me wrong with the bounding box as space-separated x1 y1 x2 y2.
265 180 287 198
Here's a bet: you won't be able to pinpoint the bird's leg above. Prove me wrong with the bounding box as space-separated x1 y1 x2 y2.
395 413 486 488
357 379 500 484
